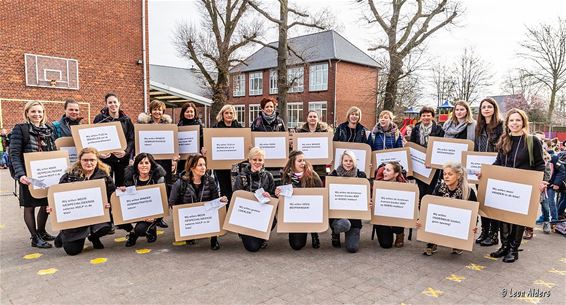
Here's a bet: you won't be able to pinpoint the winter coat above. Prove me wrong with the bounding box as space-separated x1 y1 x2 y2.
494 135 545 171
297 122 329 133
93 107 135 157
409 121 444 148
123 163 166 187
53 115 82 139
549 154 566 188
213 120 243 128
9 123 56 180
169 173 219 205
367 126 403 151
251 113 286 132
233 164 275 196
474 121 504 152
137 113 173 124
178 118 204 150
333 122 368 143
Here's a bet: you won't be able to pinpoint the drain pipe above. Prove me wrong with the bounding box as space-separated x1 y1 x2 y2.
141 0 148 112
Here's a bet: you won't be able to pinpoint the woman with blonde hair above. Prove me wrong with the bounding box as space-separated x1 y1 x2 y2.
443 100 477 142
368 110 403 151
333 106 368 143
9 101 57 248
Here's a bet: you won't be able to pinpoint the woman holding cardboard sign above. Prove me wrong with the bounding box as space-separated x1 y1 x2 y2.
297 110 330 180
474 98 504 247
275 150 323 250
251 97 286 132
169 154 228 250
176 102 205 176
9 101 58 248
51 148 115 256
368 110 403 151
121 153 167 247
328 150 368 253
233 147 276 252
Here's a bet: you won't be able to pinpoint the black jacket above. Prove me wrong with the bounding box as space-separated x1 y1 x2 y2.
93 108 135 157
9 123 56 180
178 118 204 149
333 122 368 143
409 121 445 147
494 135 545 171
123 163 166 187
53 115 82 139
297 122 329 133
169 173 219 205
251 113 286 132
213 120 243 128
474 122 504 152
233 164 275 196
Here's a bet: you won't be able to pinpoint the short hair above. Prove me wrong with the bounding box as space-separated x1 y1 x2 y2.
346 106 362 122
104 92 118 103
341 150 358 168
216 104 236 123
260 97 276 110
64 98 79 109
419 106 435 117
248 147 266 160
149 100 166 112
23 101 47 125
379 110 394 120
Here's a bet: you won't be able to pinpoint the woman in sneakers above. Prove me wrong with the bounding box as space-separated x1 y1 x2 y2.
418 162 477 256
121 153 166 247
275 151 323 250
328 150 368 253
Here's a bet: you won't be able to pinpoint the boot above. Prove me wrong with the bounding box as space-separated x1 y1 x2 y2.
503 224 524 263
125 232 138 247
491 222 509 258
31 234 52 249
502 242 519 263
476 217 489 244
311 233 320 249
37 230 56 241
156 218 168 228
394 233 405 248
88 235 104 249
146 227 157 243
210 237 220 250
331 232 341 248
480 228 499 247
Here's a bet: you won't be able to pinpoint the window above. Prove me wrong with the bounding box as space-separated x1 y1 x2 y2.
309 101 327 122
287 102 304 129
249 72 263 96
309 63 328 91
249 104 261 127
287 67 304 93
269 69 278 94
234 105 245 125
233 74 245 97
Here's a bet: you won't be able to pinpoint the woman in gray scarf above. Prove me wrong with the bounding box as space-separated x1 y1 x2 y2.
442 100 477 142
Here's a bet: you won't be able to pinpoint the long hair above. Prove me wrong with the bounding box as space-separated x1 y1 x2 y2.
23 101 47 125
442 162 470 200
68 147 110 177
180 102 199 121
475 97 502 138
282 150 318 187
215 104 236 123
132 153 159 177
182 154 207 182
450 100 474 124
496 108 530 154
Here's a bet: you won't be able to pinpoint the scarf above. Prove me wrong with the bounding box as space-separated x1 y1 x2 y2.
336 165 357 177
437 180 464 199
261 111 276 125
419 122 433 146
28 123 54 152
180 117 200 126
290 172 303 186
442 119 468 138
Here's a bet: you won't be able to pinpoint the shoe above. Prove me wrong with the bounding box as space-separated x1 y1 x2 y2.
37 230 56 241
146 231 157 243
210 237 220 250
261 241 268 249
31 234 52 249
107 226 116 235
331 233 341 248
523 227 534 240
54 234 62 248
311 233 320 249
480 231 499 247
475 230 488 244
543 222 551 234
394 233 405 248
503 244 519 263
490 245 509 258
156 218 168 228
451 248 463 255
125 233 137 247
88 236 104 249
423 243 437 256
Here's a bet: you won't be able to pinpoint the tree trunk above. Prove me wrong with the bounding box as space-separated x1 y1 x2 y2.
547 82 557 123
276 0 288 125
211 68 229 122
384 55 402 111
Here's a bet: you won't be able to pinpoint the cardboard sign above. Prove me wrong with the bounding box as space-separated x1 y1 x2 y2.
371 181 419 228
371 147 413 177
110 184 169 225
223 190 278 240
172 202 227 241
203 128 252 169
326 176 371 220
332 142 372 175
417 195 479 252
71 122 127 154
291 132 333 165
134 124 178 160
24 150 70 199
178 125 201 159
251 132 289 168
425 137 474 169
47 179 110 231
276 187 328 233
406 142 437 184
462 151 497 184
54 137 78 163
477 165 543 227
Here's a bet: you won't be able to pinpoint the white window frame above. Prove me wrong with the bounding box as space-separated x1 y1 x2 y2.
309 63 328 91
232 74 245 97
269 69 278 94
249 72 263 96
287 67 304 93
249 104 261 127
308 101 328 122
234 105 245 125
287 102 304 129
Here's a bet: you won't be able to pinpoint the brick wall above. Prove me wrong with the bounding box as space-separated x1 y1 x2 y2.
0 0 149 130
335 61 378 129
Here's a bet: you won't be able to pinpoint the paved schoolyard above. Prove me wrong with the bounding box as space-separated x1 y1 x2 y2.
1 169 565 305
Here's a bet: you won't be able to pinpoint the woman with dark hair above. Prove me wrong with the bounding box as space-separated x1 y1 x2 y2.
275 150 323 250
297 110 329 180
328 150 367 253
10 101 57 248
51 148 115 255
474 98 504 247
169 154 228 250
251 97 286 132
121 153 167 247
333 106 368 143
176 102 205 174
52 99 82 139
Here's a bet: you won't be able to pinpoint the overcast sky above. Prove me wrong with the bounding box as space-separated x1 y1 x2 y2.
148 0 566 103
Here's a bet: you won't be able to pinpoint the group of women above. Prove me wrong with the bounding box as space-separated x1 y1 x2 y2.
9 95 545 263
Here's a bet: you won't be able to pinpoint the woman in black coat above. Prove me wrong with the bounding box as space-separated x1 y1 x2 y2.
121 153 167 247
169 154 228 250
251 97 286 132
333 106 368 143
176 102 205 174
9 101 57 248
50 148 115 256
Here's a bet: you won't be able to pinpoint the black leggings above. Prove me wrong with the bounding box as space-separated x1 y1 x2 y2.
23 206 48 236
374 225 403 249
215 170 233 201
288 233 319 250
241 235 264 252
133 221 156 237
63 227 111 256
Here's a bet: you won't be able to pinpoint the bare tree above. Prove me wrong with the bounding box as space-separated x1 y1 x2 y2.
452 48 492 102
360 0 462 111
518 18 566 122
247 0 333 123
430 62 456 106
173 0 263 119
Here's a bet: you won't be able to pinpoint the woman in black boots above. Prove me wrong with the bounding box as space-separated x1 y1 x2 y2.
9 101 57 248
121 153 166 247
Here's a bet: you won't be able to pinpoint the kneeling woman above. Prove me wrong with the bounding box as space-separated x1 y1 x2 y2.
233 147 275 252
328 150 367 253
275 151 323 250
52 148 115 256
122 153 166 247
169 154 227 250
419 162 477 256
373 161 407 249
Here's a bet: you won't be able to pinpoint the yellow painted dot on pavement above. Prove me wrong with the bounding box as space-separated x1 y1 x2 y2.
560 258 566 263
533 280 555 289
172 241 186 246
156 230 164 236
0 224 5 230
90 258 108 265
548 268 566 275
522 240 529 244
517 296 542 304
136 248 151 254
37 268 58 275
466 263 485 271
483 254 497 261
422 287 443 298
23 253 43 260
114 237 127 243
445 274 465 283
